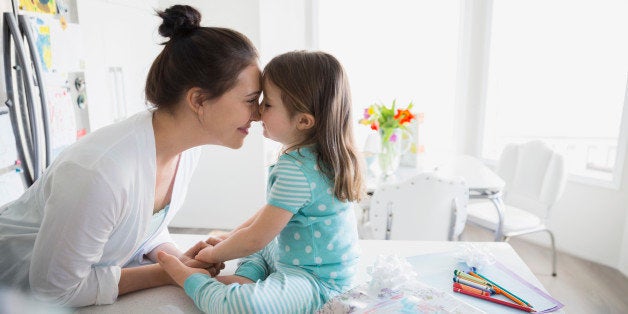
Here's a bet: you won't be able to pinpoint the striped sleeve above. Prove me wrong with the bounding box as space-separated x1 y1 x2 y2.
267 159 311 214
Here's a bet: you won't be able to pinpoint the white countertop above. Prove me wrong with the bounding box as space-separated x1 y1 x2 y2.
76 234 547 313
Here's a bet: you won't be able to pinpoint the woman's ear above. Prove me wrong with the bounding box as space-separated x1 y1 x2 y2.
185 87 206 115
296 113 315 131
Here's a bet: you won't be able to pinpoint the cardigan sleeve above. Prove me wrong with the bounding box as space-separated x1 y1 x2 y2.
29 162 122 307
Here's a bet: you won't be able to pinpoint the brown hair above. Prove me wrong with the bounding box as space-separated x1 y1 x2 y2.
263 51 365 202
145 5 258 111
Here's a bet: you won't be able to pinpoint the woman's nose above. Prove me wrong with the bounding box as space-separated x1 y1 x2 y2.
250 104 261 121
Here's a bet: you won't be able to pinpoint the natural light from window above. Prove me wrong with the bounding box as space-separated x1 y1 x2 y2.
482 0 628 185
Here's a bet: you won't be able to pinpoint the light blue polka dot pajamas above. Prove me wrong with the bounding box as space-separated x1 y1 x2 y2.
183 146 360 313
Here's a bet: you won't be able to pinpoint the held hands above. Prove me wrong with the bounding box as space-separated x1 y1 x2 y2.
158 251 208 287
180 240 225 276
194 235 225 264
158 240 226 287
195 245 215 263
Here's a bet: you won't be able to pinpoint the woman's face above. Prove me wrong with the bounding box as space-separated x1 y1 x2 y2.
202 65 261 149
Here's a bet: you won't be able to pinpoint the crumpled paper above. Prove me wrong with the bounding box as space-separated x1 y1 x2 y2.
318 254 485 313
366 254 420 297
453 243 496 271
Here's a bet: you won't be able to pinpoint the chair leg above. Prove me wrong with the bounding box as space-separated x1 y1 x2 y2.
545 229 557 276
504 229 557 276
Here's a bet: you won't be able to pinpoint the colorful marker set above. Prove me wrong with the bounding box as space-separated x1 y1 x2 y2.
452 268 536 312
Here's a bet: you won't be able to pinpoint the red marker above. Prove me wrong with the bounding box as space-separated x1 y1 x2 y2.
453 282 490 297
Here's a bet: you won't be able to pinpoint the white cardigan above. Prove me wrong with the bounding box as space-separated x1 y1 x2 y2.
0 110 200 307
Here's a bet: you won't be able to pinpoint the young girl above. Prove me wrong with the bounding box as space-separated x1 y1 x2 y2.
158 51 365 313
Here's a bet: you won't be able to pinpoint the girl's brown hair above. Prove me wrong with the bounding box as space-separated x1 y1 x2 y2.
145 5 258 110
263 51 365 202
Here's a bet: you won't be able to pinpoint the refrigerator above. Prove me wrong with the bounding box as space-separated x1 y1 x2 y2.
0 0 89 206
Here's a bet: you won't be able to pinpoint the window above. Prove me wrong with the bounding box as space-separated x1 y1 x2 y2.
317 0 461 152
482 0 628 187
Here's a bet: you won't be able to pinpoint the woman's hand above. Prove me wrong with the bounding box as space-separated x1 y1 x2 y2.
158 251 209 287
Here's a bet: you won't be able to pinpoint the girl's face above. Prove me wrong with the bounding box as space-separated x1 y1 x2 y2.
260 79 301 147
202 65 261 149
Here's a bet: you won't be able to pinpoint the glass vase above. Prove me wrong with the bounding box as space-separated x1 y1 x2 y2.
378 128 406 177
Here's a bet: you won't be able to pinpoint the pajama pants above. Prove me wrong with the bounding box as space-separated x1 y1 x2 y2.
183 240 339 313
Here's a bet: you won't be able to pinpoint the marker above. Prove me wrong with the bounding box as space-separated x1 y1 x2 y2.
453 276 495 294
454 270 491 286
0 161 21 176
469 271 532 308
452 282 490 297
453 285 536 312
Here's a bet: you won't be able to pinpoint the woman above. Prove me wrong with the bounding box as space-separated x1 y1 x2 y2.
0 5 261 307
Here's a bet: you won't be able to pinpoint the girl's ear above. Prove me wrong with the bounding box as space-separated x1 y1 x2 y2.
185 87 206 115
296 113 316 130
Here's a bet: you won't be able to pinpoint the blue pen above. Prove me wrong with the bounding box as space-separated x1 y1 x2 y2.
453 276 496 294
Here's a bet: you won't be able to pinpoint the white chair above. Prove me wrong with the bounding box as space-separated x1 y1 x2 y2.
466 141 567 276
366 172 469 241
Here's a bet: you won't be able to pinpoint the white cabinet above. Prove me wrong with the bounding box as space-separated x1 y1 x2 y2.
77 0 161 130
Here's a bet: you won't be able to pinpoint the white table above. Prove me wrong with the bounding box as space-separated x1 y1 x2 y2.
77 234 553 313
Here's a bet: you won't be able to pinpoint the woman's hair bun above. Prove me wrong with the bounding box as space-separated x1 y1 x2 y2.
157 5 201 38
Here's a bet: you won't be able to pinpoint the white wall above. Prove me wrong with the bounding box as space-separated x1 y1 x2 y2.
620 202 628 275
547 171 628 271
159 0 262 45
258 0 312 164
258 0 309 65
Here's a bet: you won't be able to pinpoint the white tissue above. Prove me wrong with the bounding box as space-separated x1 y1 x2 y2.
366 255 420 296
454 243 496 271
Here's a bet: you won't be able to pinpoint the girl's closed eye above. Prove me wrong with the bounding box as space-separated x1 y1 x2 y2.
260 102 271 113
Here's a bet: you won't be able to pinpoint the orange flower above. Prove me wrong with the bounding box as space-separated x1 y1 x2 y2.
394 109 415 125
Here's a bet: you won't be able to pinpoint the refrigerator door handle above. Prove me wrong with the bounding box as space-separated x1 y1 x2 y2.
18 14 51 169
3 12 39 185
4 13 34 186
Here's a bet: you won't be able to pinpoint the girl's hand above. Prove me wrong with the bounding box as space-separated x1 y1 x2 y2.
179 241 224 276
158 251 209 287
205 235 227 246
195 245 215 263
180 241 210 267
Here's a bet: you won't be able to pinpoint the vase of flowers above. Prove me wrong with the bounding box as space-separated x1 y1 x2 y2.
360 100 416 177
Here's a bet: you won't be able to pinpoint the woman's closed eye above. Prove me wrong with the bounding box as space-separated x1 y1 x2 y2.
247 97 259 105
